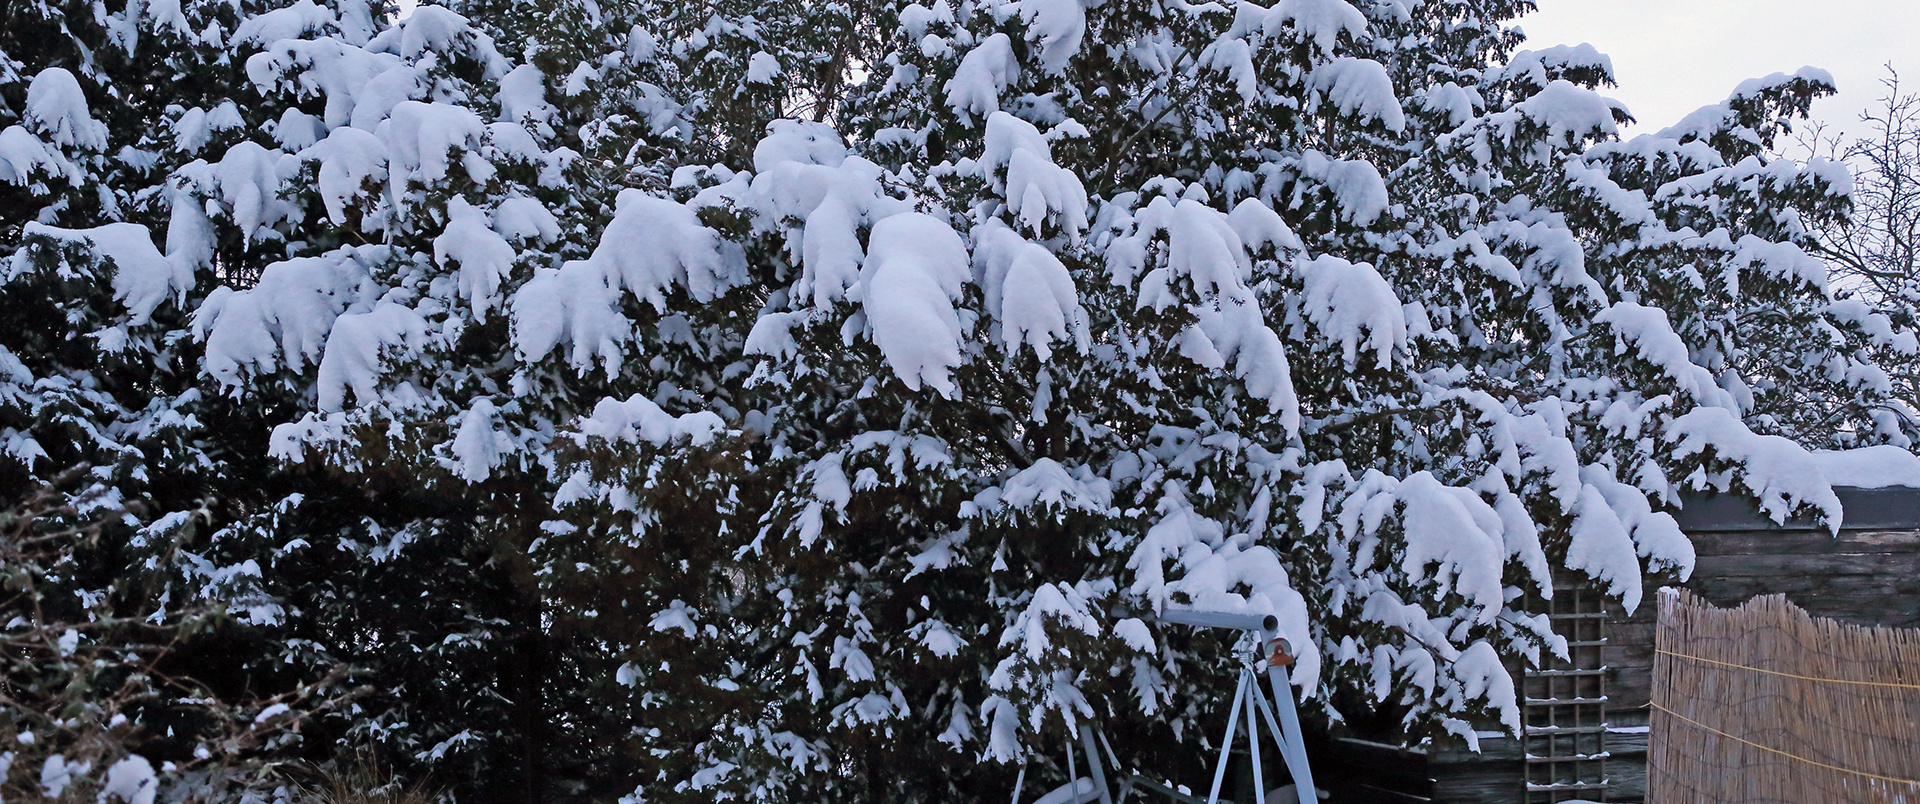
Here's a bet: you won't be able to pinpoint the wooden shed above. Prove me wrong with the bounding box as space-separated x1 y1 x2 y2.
1320 484 1920 804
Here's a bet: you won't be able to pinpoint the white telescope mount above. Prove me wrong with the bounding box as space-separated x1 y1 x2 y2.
1009 608 1318 804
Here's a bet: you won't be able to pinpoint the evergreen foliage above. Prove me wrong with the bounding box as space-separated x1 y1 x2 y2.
2 0 1914 800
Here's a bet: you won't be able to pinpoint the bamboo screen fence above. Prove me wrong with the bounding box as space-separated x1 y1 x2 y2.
1648 589 1920 803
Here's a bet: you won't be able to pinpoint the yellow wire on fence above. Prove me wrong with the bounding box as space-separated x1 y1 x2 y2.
1651 702 1920 787
1655 648 1920 690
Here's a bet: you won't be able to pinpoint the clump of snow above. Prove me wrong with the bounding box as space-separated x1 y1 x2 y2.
492 195 560 244
368 4 505 78
1595 303 1738 410
1263 0 1368 56
25 68 108 151
858 213 972 396
300 126 389 226
209 141 294 242
946 34 1019 123
0 125 72 186
231 0 332 46
313 300 428 411
511 260 628 374
1566 484 1646 612
988 457 1112 515
588 190 741 310
1496 44 1616 90
578 394 725 446
745 52 784 85
1108 193 1301 428
99 755 158 804
752 119 847 172
1294 152 1388 225
1666 407 1843 526
171 102 245 155
195 248 375 385
1228 197 1304 256
1310 58 1405 132
496 64 554 130
379 100 487 191
434 197 517 318
1015 0 1085 74
1298 255 1406 370
1810 446 1920 489
448 399 511 481
1513 80 1621 148
1659 67 1835 144
981 112 1088 237
1581 465 1693 587
974 222 1088 362
25 222 190 325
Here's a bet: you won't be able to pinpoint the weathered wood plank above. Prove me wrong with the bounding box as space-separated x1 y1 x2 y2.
1689 575 1920 606
1692 529 1920 556
1428 736 1520 763
1609 666 1653 710
1430 761 1525 804
1691 551 1920 577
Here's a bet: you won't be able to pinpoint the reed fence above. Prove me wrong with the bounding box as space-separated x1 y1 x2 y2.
1648 589 1920 803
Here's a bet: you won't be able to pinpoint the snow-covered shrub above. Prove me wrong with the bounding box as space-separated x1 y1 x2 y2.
2 0 1916 800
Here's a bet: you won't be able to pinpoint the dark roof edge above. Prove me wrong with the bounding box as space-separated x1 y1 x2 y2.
1673 486 1920 532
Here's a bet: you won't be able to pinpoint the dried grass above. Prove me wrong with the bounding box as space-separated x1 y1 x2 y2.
296 753 439 804
1648 589 1920 803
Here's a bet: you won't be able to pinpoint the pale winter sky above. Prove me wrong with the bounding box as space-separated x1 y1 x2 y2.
1518 0 1920 140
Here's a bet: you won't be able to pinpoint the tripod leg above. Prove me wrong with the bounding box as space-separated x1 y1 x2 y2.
1078 723 1115 804
1067 727 1080 800
1245 671 1266 804
1265 666 1317 804
1206 671 1251 804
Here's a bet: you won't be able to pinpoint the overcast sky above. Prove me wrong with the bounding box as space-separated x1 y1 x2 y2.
1518 0 1920 140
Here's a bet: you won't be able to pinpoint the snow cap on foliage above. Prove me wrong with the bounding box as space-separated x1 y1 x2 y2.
231 0 333 46
579 394 726 446
859 213 971 396
981 112 1088 237
1298 255 1406 370
946 34 1019 123
434 197 518 318
1514 80 1622 148
973 222 1088 362
300 126 389 226
195 248 376 385
448 398 512 481
1659 67 1836 144
0 126 72 185
589 190 740 310
314 301 428 411
511 260 628 374
1666 407 1844 527
1265 0 1368 56
1310 58 1405 131
1595 303 1739 410
1294 151 1388 225
1015 0 1085 73
25 68 108 151
753 119 847 172
25 223 191 325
